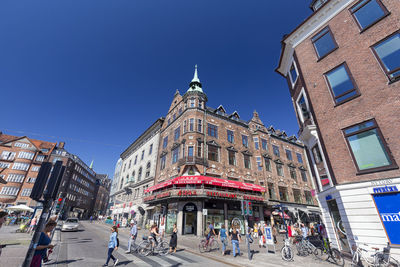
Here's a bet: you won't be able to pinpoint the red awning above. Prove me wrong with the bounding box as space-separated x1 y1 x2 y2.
145 175 266 193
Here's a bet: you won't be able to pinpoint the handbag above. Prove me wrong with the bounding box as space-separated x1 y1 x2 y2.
262 235 266 244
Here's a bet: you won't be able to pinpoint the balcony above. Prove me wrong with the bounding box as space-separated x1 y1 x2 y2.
298 118 318 143
177 156 208 167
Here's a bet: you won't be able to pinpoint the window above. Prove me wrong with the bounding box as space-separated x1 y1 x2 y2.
12 162 30 171
197 141 202 157
128 160 131 169
137 167 142 181
312 145 323 163
149 144 153 155
208 145 219 162
14 142 30 148
325 63 359 105
268 183 276 199
278 186 288 202
18 151 34 160
254 137 259 150
173 114 176 120
132 171 135 182
1 151 15 160
190 98 195 107
179 107 182 114
242 135 248 147
197 119 202 132
311 27 337 59
276 163 283 176
289 63 298 85
174 127 181 141
372 32 400 82
0 162 10 168
134 155 138 165
189 118 195 132
227 130 234 143
273 145 280 157
36 155 45 162
172 147 180 164
301 170 308 182
293 189 302 203
141 150 145 160
146 162 151 178
343 119 396 172
256 157 262 171
168 119 171 125
350 0 389 31
163 136 168 149
305 191 313 205
207 124 218 138
198 100 203 108
296 153 303 163
244 154 251 169
286 149 293 161
289 167 297 180
27 177 36 183
7 174 25 183
261 139 268 150
21 188 32 197
183 120 187 133
297 95 310 122
228 150 236 165
160 155 166 170
0 186 19 196
188 146 194 157
264 158 271 172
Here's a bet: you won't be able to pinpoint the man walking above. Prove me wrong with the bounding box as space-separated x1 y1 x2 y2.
125 220 138 253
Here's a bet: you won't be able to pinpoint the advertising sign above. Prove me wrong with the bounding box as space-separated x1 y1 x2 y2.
264 226 274 245
372 186 400 245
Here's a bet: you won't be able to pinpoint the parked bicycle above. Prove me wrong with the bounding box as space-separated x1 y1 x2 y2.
351 243 400 267
199 235 219 253
138 236 169 256
281 238 294 261
294 236 317 256
314 240 345 266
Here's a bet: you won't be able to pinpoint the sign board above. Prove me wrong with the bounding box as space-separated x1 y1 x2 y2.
264 226 274 245
203 209 208 216
372 187 400 245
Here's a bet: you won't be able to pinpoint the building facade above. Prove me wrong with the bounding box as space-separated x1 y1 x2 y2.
144 67 319 236
0 132 56 208
276 0 400 258
111 119 163 227
108 158 123 216
93 174 111 218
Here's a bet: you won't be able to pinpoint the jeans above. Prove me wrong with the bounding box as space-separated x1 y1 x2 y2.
127 236 136 251
221 237 227 252
232 240 240 256
106 248 116 265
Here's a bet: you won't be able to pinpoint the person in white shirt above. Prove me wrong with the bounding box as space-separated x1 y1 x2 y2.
125 221 138 253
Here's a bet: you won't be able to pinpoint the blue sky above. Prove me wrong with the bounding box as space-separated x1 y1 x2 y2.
0 0 312 178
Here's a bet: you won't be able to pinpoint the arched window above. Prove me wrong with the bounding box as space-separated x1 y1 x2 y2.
138 167 142 181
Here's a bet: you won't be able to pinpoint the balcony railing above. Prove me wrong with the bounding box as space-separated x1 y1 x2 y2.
177 156 208 167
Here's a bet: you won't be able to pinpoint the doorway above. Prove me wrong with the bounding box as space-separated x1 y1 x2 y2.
183 203 197 235
327 199 350 253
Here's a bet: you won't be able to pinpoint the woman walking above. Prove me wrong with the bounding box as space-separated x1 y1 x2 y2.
169 224 177 253
258 225 264 248
230 227 241 257
30 221 57 267
218 224 228 256
104 226 119 266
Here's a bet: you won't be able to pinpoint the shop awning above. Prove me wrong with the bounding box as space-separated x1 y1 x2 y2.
272 210 290 219
145 175 266 193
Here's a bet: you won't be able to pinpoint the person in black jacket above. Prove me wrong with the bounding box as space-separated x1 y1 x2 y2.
169 224 178 253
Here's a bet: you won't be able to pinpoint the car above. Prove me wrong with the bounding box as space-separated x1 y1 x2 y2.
61 218 80 232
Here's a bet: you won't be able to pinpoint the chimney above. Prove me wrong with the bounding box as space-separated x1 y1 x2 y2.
58 142 65 149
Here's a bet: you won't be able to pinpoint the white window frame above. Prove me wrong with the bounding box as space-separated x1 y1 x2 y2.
295 88 312 124
288 60 299 88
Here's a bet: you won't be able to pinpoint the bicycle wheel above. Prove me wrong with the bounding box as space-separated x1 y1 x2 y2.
210 240 219 252
389 257 400 267
314 247 324 260
199 240 207 253
281 246 294 262
138 241 152 256
331 248 345 267
158 241 169 256
351 251 360 267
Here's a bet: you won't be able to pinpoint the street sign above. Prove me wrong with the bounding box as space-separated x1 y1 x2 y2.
203 209 208 216
264 226 274 245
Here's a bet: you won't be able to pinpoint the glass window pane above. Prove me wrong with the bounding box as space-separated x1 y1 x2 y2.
314 31 336 58
336 90 357 103
353 0 385 29
344 120 374 135
290 64 298 82
374 34 400 77
348 128 392 170
326 65 355 101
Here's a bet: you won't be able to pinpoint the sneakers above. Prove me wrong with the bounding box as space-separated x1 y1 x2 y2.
125 250 131 254
103 265 108 267
114 259 119 266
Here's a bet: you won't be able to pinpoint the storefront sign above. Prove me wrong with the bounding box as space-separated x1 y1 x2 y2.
184 204 196 212
156 192 171 199
371 185 399 194
144 195 155 202
371 179 393 186
265 226 274 245
206 191 237 198
373 190 400 245
178 190 197 196
203 209 208 216
325 195 333 201
243 195 264 201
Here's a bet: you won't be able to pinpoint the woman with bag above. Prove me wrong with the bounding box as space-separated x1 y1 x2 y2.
169 224 178 253
30 221 57 267
104 226 119 266
218 224 228 256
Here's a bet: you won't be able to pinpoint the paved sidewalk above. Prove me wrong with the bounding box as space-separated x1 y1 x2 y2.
0 225 31 267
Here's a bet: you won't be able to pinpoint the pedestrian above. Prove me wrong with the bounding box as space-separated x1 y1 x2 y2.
30 221 57 267
230 227 241 257
205 221 216 247
0 210 7 229
301 223 309 240
258 225 264 248
218 224 228 256
104 226 119 266
272 225 278 244
90 216 93 223
169 223 178 253
253 224 258 239
287 223 293 244
149 224 160 249
125 221 137 253
29 216 38 234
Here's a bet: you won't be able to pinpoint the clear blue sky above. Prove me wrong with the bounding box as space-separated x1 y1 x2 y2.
0 0 312 178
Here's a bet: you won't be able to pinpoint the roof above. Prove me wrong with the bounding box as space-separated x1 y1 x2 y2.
0 133 57 153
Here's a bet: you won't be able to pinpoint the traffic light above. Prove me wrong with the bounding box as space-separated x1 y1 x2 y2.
56 198 63 211
247 201 253 216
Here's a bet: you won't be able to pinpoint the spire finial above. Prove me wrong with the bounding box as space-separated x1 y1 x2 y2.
192 64 200 83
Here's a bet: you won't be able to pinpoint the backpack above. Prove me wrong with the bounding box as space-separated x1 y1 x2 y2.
205 227 210 236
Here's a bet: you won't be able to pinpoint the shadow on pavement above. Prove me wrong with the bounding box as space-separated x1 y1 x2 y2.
114 260 133 265
49 258 83 265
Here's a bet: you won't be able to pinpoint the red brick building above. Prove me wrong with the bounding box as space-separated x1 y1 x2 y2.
0 132 56 208
144 66 319 236
276 0 400 257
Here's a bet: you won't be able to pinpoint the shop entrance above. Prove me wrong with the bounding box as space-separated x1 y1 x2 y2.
183 203 197 235
327 199 350 253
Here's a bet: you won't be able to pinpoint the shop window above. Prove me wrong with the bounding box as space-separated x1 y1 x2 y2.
372 32 400 82
343 119 396 173
350 0 389 31
208 145 219 162
325 63 360 105
311 27 337 59
228 150 236 166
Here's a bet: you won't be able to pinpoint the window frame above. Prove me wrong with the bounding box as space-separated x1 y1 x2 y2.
207 123 218 138
288 61 299 87
243 154 251 169
207 144 219 162
342 118 397 174
311 26 338 61
242 135 248 148
324 62 361 106
285 149 293 161
227 130 234 143
349 0 390 33
228 150 236 166
371 30 400 83
272 145 280 157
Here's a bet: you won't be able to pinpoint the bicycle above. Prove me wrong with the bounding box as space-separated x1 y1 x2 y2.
294 236 317 256
199 235 219 253
314 240 345 266
351 243 400 267
281 238 294 261
138 236 169 256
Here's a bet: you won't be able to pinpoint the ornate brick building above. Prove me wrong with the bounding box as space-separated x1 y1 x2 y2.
144 66 319 236
276 0 400 257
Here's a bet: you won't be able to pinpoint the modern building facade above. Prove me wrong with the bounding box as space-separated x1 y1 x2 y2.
276 0 400 258
144 67 319 236
0 132 57 208
111 119 164 227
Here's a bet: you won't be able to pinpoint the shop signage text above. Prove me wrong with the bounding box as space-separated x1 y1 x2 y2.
206 191 237 199
178 190 197 196
156 192 171 199
243 195 264 201
144 195 155 202
373 185 398 194
371 179 393 186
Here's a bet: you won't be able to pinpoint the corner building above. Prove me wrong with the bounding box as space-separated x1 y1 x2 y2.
145 67 319 237
276 0 400 258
